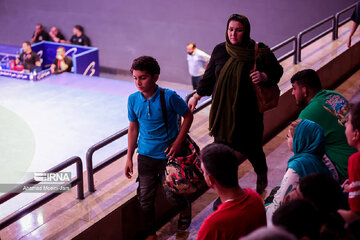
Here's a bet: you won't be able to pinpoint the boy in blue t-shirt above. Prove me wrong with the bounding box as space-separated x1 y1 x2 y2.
125 56 193 239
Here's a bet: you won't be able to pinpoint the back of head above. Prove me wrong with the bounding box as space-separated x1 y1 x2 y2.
242 226 297 240
273 199 321 239
130 56 160 77
290 69 322 91
200 143 239 188
299 173 343 216
350 90 360 131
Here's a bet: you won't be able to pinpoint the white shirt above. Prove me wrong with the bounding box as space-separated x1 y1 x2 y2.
187 48 210 77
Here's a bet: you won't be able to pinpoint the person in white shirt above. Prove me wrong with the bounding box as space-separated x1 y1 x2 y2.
186 42 210 89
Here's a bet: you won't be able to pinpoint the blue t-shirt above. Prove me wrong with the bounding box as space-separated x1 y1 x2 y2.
128 86 189 159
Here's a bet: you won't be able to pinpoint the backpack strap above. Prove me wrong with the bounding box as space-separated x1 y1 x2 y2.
160 88 169 136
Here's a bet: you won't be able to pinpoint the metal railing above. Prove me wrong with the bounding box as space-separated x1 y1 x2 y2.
0 156 84 229
270 36 298 64
185 91 212 114
297 15 336 62
86 128 129 192
334 3 357 39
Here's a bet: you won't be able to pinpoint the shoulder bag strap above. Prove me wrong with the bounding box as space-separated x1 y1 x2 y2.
160 88 169 137
252 42 258 72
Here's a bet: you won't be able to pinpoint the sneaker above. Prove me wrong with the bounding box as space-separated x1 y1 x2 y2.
178 201 191 230
256 173 268 194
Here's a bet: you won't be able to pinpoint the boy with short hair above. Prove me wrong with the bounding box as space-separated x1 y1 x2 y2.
197 143 266 240
341 91 360 222
125 56 193 239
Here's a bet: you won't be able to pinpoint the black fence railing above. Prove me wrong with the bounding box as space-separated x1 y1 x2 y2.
335 3 357 39
86 128 129 192
0 156 84 230
297 15 336 62
271 36 298 64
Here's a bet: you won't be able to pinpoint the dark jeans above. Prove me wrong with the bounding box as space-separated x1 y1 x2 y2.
191 75 202 90
137 154 187 235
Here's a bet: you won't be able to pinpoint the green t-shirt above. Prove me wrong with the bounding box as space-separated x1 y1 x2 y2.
298 90 356 178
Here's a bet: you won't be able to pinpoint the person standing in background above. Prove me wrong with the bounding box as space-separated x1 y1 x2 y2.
186 42 210 89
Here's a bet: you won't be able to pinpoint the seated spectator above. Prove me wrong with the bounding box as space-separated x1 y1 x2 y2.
15 41 41 71
266 119 332 222
287 173 347 240
291 69 356 182
273 199 321 240
290 173 345 214
50 47 72 74
197 143 266 240
49 26 66 43
69 25 90 47
339 90 360 223
31 24 50 43
242 226 297 240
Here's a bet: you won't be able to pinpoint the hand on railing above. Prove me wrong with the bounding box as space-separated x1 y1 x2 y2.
188 93 201 111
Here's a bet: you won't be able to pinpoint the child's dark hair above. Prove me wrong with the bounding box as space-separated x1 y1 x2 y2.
130 56 160 77
350 91 360 131
200 143 239 188
299 173 343 217
290 69 322 91
272 199 321 240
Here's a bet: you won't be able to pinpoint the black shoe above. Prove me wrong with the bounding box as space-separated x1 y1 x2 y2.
264 186 280 204
256 173 268 194
178 201 191 230
212 197 222 211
